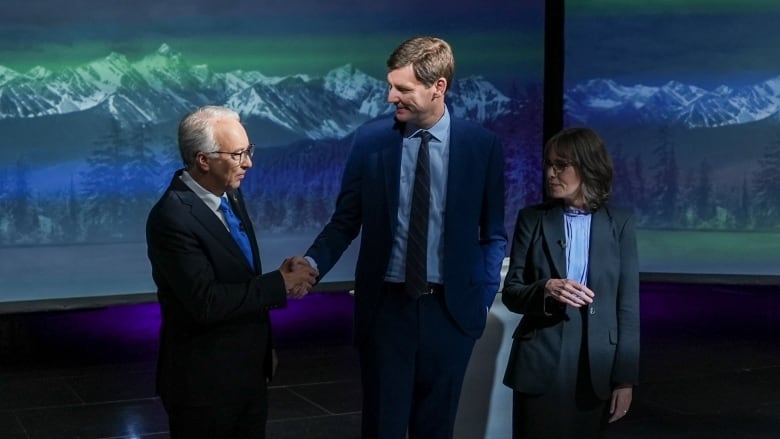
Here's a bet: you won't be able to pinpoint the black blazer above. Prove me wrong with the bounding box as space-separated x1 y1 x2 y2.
146 170 286 407
502 201 640 399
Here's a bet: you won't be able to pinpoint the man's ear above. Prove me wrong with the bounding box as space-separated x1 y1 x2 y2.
195 152 210 173
433 77 447 98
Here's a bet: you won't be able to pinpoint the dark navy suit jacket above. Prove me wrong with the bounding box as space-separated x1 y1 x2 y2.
306 115 507 341
502 201 640 399
146 170 286 407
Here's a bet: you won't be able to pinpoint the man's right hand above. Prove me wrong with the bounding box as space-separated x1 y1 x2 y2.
280 256 318 298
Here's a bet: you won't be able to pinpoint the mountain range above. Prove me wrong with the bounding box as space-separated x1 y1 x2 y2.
566 77 780 128
0 44 513 144
5 42 780 141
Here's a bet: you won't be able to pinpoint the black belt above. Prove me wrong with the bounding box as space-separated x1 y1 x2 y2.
384 282 444 296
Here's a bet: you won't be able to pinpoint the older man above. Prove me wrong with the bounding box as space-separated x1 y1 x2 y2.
146 105 317 439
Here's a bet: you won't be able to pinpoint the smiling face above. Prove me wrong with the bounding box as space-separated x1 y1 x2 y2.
386 64 446 129
195 117 252 195
545 147 584 208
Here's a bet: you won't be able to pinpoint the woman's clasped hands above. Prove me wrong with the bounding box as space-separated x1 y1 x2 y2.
545 278 594 307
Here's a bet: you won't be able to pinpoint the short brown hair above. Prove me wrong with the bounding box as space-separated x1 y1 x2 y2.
387 36 454 93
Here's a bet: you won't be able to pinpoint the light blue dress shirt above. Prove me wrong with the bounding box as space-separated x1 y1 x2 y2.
385 108 451 284
564 208 592 286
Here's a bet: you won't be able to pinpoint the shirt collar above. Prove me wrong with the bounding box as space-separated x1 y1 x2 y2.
404 106 450 142
179 170 223 212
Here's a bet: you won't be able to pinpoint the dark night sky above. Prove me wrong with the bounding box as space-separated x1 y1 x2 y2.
566 3 780 88
0 0 544 88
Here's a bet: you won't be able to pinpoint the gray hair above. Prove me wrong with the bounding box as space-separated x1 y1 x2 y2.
178 105 240 168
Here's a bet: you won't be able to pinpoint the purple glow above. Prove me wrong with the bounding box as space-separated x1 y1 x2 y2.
24 292 354 349
12 283 780 369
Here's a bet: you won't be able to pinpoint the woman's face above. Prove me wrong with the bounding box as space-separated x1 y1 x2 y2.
545 147 584 208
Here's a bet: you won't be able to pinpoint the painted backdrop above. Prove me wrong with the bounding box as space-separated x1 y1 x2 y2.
0 1 545 303
566 0 780 277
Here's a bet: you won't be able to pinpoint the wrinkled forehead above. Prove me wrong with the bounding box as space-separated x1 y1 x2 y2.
214 118 249 148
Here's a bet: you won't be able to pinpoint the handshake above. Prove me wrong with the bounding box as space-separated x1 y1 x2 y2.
279 256 319 299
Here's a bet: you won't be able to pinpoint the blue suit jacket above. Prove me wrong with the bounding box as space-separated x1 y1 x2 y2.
501 201 640 399
306 115 507 341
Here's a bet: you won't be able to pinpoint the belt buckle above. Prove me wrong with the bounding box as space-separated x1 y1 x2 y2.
421 283 441 295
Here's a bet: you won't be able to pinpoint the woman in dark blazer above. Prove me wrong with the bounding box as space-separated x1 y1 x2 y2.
502 127 639 438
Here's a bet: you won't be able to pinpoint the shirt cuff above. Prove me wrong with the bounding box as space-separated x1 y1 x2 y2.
304 256 318 271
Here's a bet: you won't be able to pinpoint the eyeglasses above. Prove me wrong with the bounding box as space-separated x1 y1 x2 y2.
544 159 573 174
209 144 255 163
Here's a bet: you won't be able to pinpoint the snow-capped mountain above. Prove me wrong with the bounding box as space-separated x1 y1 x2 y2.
0 44 513 141
448 76 513 121
566 77 780 128
0 65 20 86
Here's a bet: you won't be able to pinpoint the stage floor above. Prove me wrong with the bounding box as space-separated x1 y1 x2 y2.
1 282 780 438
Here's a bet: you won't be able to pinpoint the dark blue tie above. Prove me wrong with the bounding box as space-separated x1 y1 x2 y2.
406 130 432 298
219 196 255 268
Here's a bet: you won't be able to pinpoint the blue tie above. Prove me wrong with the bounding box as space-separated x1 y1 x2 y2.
219 196 255 268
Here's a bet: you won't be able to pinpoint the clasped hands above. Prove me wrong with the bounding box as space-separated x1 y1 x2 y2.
279 256 318 298
544 278 594 307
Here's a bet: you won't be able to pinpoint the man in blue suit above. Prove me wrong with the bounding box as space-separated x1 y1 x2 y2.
302 36 507 438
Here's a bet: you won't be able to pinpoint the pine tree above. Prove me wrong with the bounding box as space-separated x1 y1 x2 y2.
631 155 648 225
63 177 82 241
122 127 162 240
647 126 679 227
739 176 750 229
0 169 11 244
679 171 696 228
491 82 543 230
81 129 131 241
81 120 169 241
692 159 715 225
610 143 637 208
9 160 41 244
751 138 780 229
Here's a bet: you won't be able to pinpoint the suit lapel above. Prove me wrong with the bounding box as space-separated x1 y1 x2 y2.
172 178 231 245
541 205 567 278
587 207 612 292
381 123 405 230
226 190 261 274
445 122 465 228
170 175 254 272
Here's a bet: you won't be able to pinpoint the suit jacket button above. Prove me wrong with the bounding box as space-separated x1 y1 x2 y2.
589 307 595 315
